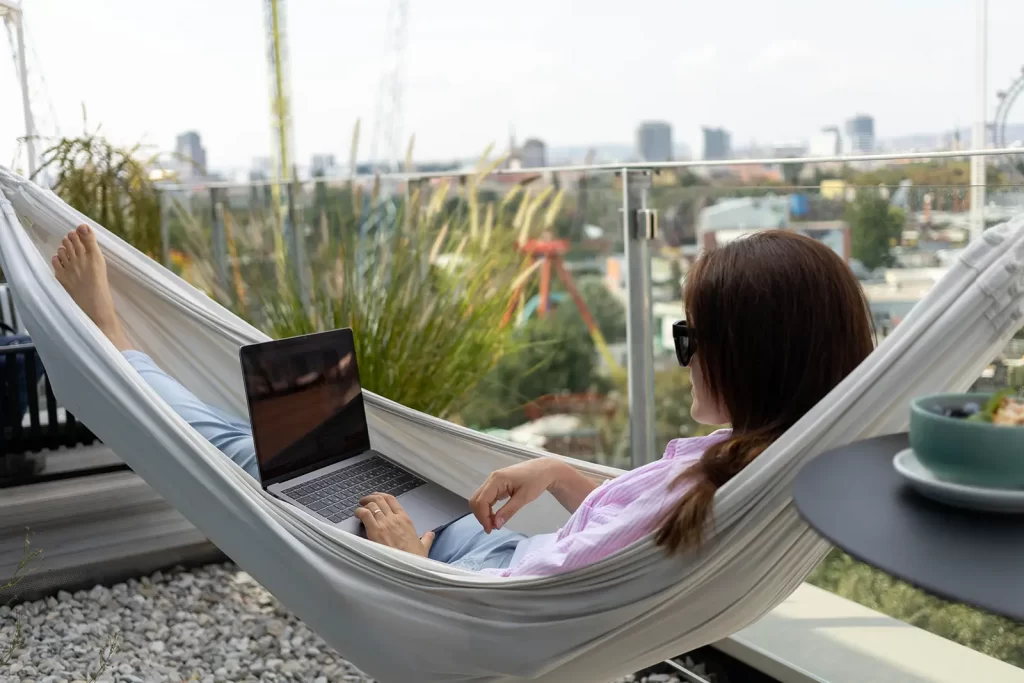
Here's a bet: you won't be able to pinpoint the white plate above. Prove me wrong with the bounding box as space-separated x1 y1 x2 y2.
892 449 1024 514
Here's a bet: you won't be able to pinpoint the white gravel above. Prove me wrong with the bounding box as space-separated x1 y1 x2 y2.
1 563 371 683
0 562 680 683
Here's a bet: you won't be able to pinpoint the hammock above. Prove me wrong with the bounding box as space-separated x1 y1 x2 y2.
1 167 1022 683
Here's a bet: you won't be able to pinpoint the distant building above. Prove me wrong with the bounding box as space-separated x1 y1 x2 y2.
791 221 851 261
696 196 789 250
809 127 842 157
819 179 848 200
636 121 673 162
844 115 875 155
771 141 806 158
311 154 338 177
250 157 273 181
174 131 207 178
697 127 731 161
520 138 547 168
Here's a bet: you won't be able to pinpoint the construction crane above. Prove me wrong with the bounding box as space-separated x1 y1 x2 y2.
3 1 59 179
2 0 35 175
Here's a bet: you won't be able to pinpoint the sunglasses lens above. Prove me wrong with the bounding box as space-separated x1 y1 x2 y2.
673 327 690 367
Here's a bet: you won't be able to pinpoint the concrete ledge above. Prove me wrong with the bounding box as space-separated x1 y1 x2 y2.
719 583 1024 683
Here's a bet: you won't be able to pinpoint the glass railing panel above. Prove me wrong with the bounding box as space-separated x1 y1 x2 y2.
454 170 630 467
645 171 1024 669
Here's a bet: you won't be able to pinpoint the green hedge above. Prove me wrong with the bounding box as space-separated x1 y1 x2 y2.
808 550 1024 668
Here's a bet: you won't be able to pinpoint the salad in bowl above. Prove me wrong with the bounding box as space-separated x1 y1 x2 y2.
954 390 1024 426
909 390 1024 488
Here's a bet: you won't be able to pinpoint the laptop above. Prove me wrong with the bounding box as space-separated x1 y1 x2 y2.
239 328 468 536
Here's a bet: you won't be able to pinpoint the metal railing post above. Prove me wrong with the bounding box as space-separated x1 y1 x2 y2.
209 187 230 302
622 169 657 468
286 169 311 310
158 189 171 267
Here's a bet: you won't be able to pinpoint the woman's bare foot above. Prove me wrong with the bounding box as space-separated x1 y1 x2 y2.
52 224 131 351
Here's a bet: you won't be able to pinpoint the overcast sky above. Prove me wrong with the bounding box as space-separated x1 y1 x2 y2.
2 0 1024 171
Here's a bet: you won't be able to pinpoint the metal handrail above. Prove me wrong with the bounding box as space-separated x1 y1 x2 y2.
156 147 1024 191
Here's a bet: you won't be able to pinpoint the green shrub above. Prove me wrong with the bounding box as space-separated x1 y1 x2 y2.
34 123 162 258
170 131 565 419
809 550 1024 667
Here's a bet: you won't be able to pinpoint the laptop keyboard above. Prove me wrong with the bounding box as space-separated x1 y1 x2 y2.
283 455 426 524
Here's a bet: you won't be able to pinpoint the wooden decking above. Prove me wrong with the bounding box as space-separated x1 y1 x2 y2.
0 445 222 603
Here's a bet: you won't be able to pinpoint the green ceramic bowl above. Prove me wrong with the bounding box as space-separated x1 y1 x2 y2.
909 393 1024 488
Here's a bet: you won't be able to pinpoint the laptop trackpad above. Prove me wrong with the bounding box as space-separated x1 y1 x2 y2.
400 489 467 536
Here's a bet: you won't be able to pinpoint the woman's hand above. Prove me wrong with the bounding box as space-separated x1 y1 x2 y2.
469 459 568 533
356 493 435 557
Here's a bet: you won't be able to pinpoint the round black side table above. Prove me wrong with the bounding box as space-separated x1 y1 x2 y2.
794 433 1024 622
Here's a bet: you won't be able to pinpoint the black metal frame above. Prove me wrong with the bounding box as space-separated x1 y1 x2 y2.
0 343 127 487
1 283 20 332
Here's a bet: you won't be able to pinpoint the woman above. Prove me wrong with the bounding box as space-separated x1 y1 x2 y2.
52 225 873 577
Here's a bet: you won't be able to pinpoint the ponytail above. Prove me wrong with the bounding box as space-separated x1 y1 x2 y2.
655 428 779 553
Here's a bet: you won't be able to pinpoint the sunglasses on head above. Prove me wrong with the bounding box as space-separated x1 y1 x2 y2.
672 320 696 367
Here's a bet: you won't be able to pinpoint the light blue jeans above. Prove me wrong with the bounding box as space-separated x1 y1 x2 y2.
124 351 524 570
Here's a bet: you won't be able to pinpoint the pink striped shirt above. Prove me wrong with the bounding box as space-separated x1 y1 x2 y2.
483 430 732 578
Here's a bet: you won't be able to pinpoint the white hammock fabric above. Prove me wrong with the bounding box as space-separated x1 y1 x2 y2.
1 167 1023 683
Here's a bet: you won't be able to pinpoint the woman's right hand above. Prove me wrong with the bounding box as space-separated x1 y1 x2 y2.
469 459 564 533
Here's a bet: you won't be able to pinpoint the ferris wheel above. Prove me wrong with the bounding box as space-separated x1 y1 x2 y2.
993 67 1024 181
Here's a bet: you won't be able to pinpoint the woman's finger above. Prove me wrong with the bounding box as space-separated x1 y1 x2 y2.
355 506 379 531
360 493 392 515
366 502 390 521
469 477 499 532
380 493 405 515
493 491 529 530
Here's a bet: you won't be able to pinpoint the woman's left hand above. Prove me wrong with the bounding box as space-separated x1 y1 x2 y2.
356 493 435 557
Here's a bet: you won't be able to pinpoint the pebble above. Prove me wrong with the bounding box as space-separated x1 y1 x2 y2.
0 563 373 682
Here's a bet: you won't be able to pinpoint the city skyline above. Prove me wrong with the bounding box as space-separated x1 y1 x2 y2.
3 0 1024 171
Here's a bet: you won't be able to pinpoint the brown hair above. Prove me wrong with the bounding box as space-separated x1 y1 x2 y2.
656 230 873 553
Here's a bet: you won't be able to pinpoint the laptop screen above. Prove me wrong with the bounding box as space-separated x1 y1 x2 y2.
240 329 371 486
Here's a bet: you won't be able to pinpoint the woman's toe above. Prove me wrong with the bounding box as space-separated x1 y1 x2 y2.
68 231 85 256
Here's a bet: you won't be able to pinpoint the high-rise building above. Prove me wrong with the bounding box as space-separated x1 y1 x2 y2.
520 138 547 168
809 127 842 157
770 141 806 158
697 127 731 161
636 121 673 162
844 115 875 155
174 131 207 178
311 154 338 176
